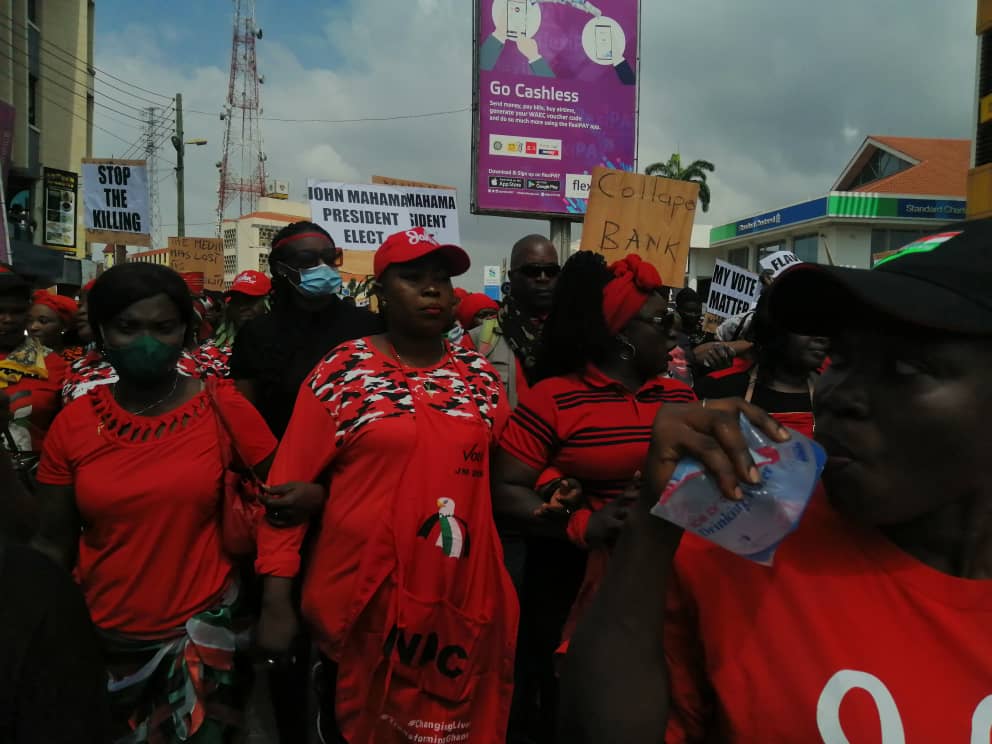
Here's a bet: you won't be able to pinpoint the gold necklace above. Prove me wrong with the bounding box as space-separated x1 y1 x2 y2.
388 339 449 398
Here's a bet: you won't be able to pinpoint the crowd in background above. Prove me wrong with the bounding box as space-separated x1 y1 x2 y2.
1 217 989 744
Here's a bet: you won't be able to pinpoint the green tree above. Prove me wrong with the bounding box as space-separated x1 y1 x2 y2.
644 153 715 212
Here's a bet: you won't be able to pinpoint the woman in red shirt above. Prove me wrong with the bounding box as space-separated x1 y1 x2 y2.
562 222 992 743
695 292 829 438
492 252 695 738
0 269 67 457
256 227 517 744
34 263 276 744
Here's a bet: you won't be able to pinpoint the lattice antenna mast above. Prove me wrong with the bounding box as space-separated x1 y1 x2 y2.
144 106 162 246
216 0 267 233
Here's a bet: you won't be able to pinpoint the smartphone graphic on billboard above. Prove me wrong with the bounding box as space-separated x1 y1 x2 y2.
507 0 528 38
594 23 613 60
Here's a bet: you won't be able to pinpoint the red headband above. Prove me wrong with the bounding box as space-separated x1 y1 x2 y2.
271 231 336 252
32 290 79 324
601 255 663 335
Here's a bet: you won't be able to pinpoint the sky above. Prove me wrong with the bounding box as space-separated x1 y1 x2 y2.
91 0 977 286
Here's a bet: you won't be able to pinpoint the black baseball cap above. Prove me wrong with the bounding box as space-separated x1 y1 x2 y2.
769 218 992 336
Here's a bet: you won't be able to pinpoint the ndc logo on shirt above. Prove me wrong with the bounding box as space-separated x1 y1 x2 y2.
417 498 470 558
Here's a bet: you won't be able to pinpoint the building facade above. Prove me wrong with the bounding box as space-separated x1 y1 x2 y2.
128 247 169 266
221 196 309 286
694 137 969 292
1 0 95 277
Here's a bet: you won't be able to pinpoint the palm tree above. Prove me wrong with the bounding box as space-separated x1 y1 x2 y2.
644 153 715 212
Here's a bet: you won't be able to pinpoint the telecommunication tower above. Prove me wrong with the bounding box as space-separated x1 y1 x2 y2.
143 107 162 246
216 0 267 232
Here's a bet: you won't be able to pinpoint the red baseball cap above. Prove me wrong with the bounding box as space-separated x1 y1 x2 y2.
227 269 272 297
373 227 470 280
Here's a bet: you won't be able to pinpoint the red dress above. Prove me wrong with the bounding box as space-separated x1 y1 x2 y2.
1 345 67 452
37 380 276 636
258 338 517 743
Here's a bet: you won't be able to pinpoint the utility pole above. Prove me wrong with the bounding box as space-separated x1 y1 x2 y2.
171 93 185 237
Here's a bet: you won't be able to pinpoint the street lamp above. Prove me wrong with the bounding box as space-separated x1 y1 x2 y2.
170 93 208 238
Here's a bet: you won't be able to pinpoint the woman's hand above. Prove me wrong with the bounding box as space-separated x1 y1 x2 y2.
642 399 789 508
260 482 325 527
256 577 299 663
583 473 640 549
532 477 583 519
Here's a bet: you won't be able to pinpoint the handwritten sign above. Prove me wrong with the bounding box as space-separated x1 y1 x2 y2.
759 250 801 278
705 260 761 320
168 236 224 291
82 158 150 247
580 167 699 287
308 180 461 251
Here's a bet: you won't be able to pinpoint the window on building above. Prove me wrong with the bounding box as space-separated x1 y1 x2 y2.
792 234 819 264
223 228 237 251
870 228 929 256
28 76 38 126
727 246 749 269
27 0 38 25
847 149 913 190
258 252 269 272
255 224 281 249
224 254 238 275
757 242 784 267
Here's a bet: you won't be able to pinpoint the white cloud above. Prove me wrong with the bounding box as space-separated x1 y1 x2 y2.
92 0 977 286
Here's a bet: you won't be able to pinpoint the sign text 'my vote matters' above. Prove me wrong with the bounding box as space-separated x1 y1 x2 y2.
308 180 461 251
706 260 761 319
580 168 698 287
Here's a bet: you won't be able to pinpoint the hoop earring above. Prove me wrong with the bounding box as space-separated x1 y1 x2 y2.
617 336 636 362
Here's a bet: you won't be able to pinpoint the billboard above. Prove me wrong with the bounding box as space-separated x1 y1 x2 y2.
472 0 639 219
43 168 78 250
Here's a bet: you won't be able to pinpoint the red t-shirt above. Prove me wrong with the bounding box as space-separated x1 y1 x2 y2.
499 365 696 543
256 338 508 659
665 490 992 743
2 350 67 451
37 380 276 636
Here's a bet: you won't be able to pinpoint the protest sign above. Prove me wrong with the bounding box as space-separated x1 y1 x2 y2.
706 260 761 320
371 175 456 191
308 180 461 251
759 250 801 278
580 167 698 287
43 168 78 250
168 237 224 291
82 159 150 247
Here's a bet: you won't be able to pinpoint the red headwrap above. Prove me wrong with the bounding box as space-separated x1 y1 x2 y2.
455 292 499 330
601 254 663 334
32 290 79 324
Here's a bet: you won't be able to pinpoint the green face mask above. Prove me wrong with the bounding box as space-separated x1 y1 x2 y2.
104 334 183 381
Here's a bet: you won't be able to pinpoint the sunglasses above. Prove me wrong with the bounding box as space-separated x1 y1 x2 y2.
512 264 561 279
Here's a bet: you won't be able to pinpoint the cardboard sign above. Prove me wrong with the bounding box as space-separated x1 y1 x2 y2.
82 159 150 247
308 180 461 251
371 175 456 191
168 237 224 291
706 260 761 320
580 167 698 287
759 250 801 278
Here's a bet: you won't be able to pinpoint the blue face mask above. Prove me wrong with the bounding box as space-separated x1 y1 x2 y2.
297 263 342 297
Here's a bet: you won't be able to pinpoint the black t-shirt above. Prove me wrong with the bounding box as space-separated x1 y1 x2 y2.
694 370 814 415
0 543 109 743
229 296 383 437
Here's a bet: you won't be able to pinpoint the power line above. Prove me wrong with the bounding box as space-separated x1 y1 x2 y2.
0 12 174 105
32 86 136 150
188 105 472 125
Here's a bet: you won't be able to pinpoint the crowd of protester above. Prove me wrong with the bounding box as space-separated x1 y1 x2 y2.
0 216 988 743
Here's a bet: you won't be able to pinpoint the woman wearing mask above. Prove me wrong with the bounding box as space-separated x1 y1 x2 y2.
230 221 381 438
0 268 67 456
27 291 80 359
492 252 694 740
34 263 277 743
256 227 517 744
694 291 828 438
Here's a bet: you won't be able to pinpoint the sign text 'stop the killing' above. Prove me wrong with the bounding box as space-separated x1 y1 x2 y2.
81 158 150 247
579 168 699 287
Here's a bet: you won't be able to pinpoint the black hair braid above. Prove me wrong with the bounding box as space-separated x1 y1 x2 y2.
533 251 614 381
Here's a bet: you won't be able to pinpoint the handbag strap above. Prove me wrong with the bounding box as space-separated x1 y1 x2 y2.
204 379 260 483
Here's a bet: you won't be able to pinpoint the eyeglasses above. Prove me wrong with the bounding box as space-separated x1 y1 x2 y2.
512 264 561 279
